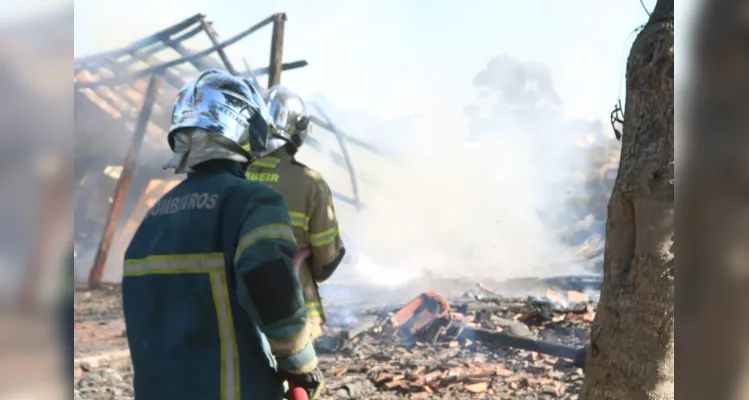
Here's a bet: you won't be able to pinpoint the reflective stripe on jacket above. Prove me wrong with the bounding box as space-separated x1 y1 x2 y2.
247 151 344 324
122 165 316 400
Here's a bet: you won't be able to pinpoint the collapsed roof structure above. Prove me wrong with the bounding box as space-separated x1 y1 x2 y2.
74 13 381 287
74 13 301 179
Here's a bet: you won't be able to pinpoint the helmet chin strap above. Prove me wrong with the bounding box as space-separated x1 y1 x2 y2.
283 134 303 157
290 133 304 148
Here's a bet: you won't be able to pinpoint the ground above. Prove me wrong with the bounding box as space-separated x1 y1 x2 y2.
74 277 598 399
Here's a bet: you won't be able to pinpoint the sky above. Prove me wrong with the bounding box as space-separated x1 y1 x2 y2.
73 0 691 122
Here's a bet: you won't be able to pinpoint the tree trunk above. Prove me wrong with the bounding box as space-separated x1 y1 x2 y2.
580 0 674 399
679 0 749 398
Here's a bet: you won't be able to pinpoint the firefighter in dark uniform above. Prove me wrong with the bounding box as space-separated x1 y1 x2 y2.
121 70 323 399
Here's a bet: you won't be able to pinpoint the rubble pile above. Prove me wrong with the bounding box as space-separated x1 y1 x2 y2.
73 279 598 399
316 285 594 399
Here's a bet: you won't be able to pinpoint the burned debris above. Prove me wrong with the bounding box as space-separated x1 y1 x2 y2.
74 279 598 399
313 282 596 399
69 9 616 400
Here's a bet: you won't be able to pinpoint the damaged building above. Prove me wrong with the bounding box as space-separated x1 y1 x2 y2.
73 13 374 286
73 11 620 400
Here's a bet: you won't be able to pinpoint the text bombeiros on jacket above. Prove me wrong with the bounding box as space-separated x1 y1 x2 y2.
146 192 219 217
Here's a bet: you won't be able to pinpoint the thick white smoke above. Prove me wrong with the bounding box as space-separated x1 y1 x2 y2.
306 55 605 306
72 48 608 305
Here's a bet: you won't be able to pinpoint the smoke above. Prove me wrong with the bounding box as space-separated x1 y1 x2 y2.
73 107 181 284
472 54 562 121
314 55 610 308
72 48 611 309
73 156 180 284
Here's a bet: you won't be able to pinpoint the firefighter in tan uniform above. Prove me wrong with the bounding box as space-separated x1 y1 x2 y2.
247 85 346 340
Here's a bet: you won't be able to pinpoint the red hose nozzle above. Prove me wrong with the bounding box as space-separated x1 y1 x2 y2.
289 384 309 400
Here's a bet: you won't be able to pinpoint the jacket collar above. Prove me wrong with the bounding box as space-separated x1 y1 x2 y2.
186 160 247 179
252 149 291 169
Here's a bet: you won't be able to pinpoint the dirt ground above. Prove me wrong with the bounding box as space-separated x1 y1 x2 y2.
74 277 597 399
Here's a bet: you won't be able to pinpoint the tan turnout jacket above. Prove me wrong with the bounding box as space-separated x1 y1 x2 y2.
246 150 344 328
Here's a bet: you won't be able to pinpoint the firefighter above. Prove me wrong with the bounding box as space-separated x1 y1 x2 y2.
121 70 323 400
247 85 346 341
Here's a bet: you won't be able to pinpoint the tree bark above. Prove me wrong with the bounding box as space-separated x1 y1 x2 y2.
580 0 674 398
679 0 749 398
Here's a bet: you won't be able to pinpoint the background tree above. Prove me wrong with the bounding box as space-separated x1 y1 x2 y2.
580 0 674 398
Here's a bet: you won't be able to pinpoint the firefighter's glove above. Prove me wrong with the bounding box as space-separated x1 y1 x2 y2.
281 367 324 399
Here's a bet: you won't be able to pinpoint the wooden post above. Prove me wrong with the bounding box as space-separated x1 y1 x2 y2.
268 13 286 87
88 73 162 288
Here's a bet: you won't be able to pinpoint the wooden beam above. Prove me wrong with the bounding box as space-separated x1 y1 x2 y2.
308 106 362 210
199 16 238 75
79 69 177 116
309 114 385 155
161 34 212 72
242 58 262 90
88 74 163 288
75 78 174 139
75 14 203 71
268 13 287 87
116 169 156 235
165 38 225 72
122 51 189 90
119 25 204 69
76 25 204 75
459 327 587 368
250 60 307 77
332 192 361 209
82 85 138 118
77 14 280 89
